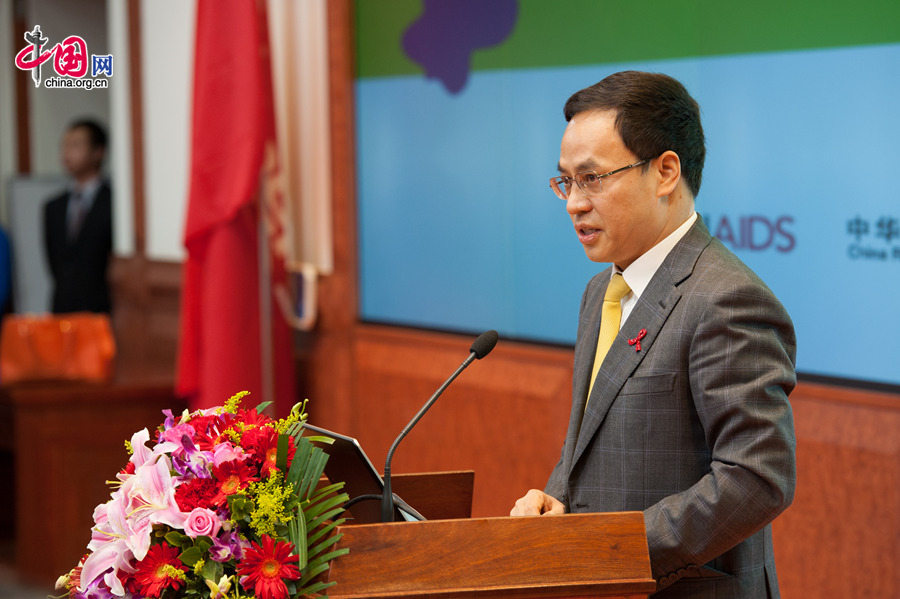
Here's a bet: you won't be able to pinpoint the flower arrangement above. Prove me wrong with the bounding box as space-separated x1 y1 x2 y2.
56 392 349 599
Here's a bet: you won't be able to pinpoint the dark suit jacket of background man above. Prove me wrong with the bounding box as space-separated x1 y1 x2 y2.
545 218 796 599
43 181 113 313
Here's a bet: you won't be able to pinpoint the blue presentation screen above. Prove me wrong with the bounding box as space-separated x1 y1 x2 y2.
355 5 900 388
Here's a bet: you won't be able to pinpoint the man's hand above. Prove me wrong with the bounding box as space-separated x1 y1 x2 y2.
509 489 565 516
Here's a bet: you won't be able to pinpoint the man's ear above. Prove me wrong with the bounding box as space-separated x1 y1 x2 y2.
655 150 681 198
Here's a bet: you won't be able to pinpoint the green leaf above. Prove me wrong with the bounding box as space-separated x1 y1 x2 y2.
298 450 328 499
270 419 349 597
228 494 253 521
308 506 346 532
304 492 349 523
307 531 343 562
200 558 221 581
303 547 349 580
303 434 336 446
178 546 203 567
276 433 290 472
286 438 314 492
295 580 336 596
293 502 308 570
164 530 190 548
254 400 273 414
307 517 346 548
307 481 346 504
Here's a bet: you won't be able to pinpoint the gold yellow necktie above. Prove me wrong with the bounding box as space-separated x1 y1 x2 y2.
587 273 632 397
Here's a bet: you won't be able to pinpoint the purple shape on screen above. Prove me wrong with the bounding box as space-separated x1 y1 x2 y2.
402 0 518 94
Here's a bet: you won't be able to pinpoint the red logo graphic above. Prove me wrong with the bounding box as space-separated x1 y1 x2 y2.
14 25 112 89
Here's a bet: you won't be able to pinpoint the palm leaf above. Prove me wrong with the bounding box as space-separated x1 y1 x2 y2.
303 548 350 580
290 502 308 570
304 489 347 522
286 439 314 491
306 516 346 548
294 579 337 597
307 506 346 533
276 428 350 597
298 451 327 499
307 530 344 563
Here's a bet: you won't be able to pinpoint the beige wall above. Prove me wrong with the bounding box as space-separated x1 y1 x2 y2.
139 0 194 261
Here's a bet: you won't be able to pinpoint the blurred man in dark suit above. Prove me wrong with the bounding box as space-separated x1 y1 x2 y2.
43 119 112 313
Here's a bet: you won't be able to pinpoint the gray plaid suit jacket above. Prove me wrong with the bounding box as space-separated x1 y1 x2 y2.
545 218 796 598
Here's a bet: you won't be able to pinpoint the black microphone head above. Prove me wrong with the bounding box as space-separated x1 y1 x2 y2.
470 330 499 359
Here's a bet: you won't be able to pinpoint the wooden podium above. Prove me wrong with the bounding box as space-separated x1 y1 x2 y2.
325 473 656 599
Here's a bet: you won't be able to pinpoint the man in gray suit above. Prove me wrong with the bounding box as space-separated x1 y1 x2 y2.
510 71 796 598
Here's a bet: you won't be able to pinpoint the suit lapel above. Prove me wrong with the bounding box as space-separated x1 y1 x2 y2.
569 219 713 471
70 184 109 246
564 274 609 469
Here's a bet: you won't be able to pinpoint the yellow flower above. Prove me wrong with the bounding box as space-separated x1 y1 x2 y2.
224 391 251 413
205 574 232 599
273 399 309 434
160 564 186 582
248 471 294 537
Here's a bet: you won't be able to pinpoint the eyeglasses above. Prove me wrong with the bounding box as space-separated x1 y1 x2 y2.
549 159 650 200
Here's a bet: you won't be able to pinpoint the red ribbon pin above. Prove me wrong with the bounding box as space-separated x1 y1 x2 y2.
628 328 647 352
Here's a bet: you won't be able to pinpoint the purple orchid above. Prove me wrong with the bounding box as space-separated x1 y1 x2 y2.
209 530 244 562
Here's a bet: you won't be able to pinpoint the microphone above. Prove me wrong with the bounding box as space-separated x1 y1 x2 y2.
381 330 498 522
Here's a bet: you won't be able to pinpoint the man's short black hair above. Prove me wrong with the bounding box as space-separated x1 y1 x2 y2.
564 71 706 198
68 118 108 151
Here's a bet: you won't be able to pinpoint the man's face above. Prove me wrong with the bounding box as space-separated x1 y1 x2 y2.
558 109 673 269
61 127 103 179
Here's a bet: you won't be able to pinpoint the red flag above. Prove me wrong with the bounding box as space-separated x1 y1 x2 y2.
177 0 295 414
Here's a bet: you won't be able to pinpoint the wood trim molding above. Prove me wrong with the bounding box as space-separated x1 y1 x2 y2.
12 0 30 174
324 0 358 328
127 0 145 255
794 380 900 409
299 0 358 429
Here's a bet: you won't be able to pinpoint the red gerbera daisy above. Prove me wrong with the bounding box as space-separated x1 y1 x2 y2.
129 543 188 598
191 413 235 450
237 535 301 599
242 426 294 475
211 460 259 506
235 408 274 428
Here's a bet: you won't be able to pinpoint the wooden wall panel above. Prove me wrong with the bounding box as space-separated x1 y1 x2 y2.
773 383 899 599
3 383 183 587
344 326 572 517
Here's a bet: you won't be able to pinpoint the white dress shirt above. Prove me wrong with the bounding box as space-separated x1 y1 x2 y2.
615 211 698 325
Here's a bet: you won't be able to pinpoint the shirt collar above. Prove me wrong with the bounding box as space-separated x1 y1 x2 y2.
614 212 697 299
70 176 103 207
72 175 101 193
